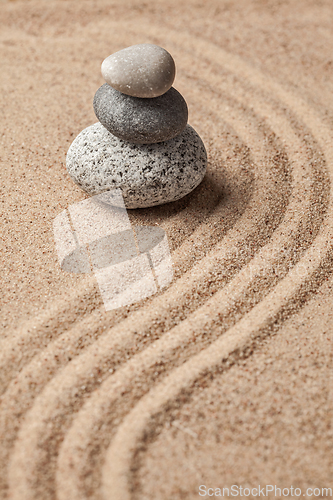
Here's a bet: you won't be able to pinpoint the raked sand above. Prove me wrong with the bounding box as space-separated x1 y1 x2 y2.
0 0 332 499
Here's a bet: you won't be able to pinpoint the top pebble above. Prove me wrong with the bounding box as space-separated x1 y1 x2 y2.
101 44 176 98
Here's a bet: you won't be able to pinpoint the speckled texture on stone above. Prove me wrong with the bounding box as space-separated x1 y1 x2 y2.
93 84 188 145
101 44 175 98
66 122 207 209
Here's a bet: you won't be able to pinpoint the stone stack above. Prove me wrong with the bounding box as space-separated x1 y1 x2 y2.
66 44 207 209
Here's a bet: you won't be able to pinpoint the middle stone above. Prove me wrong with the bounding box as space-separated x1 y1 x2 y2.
93 84 188 145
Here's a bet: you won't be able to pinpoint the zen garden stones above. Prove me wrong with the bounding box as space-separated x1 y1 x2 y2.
93 84 188 144
101 44 176 98
66 43 207 209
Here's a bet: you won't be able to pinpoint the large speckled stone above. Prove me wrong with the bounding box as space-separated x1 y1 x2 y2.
66 122 207 209
101 44 176 98
93 84 188 145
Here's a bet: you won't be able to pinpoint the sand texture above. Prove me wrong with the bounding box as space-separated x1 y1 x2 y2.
0 0 332 499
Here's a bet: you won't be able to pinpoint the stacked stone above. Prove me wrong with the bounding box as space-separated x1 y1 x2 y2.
66 44 207 209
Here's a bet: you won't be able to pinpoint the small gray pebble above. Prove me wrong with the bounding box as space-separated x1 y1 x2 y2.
93 84 188 145
66 122 207 209
101 44 175 98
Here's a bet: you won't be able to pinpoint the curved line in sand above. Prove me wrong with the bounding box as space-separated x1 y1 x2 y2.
96 28 333 500
7 26 330 500
102 241 333 500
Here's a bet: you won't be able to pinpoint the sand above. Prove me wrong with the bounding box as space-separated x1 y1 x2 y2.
0 0 332 499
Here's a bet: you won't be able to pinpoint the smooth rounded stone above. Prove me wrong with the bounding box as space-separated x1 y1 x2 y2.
93 84 188 145
66 122 207 209
101 44 176 98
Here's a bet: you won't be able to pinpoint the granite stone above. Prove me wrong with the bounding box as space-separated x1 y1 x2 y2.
66 122 207 209
101 44 176 98
93 84 188 145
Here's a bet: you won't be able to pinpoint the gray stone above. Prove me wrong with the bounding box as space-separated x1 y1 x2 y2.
101 44 176 98
93 84 188 145
66 122 207 209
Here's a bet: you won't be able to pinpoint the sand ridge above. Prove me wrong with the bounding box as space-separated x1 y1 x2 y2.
0 0 332 499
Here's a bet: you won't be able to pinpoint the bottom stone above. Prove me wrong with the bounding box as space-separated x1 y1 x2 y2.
66 122 207 208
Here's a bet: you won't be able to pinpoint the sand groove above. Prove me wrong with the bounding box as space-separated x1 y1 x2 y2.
1 7 333 500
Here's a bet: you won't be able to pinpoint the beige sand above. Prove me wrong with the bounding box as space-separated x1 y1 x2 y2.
0 0 332 498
